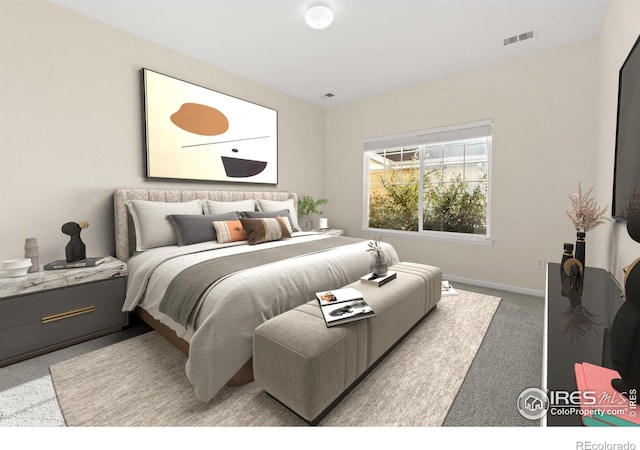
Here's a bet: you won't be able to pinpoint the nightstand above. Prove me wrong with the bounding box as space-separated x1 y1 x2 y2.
0 256 128 367
316 228 344 236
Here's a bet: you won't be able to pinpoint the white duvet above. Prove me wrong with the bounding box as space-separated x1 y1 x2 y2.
123 232 399 401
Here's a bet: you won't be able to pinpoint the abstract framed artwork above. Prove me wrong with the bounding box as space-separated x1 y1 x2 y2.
142 68 278 184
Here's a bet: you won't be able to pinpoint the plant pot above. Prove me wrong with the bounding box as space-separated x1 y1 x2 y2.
300 216 313 232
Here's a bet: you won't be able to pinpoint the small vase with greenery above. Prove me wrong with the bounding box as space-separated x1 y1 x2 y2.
298 195 329 231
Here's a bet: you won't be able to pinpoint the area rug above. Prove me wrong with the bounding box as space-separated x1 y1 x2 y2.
50 290 501 426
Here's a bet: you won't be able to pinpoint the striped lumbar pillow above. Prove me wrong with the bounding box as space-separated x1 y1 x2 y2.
239 216 292 245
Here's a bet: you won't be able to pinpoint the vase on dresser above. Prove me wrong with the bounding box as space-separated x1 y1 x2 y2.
24 237 39 273
575 231 586 269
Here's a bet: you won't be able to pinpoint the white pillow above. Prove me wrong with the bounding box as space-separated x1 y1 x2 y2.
202 199 255 215
126 199 203 251
256 198 301 231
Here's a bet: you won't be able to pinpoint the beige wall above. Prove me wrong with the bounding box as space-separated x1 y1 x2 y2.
0 1 324 265
594 0 640 286
325 40 600 293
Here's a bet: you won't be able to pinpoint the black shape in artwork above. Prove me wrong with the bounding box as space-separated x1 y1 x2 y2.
221 156 267 178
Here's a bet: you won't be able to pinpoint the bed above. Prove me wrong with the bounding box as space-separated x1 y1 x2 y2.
113 188 399 402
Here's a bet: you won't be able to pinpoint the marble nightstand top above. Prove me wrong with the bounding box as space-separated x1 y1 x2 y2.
0 256 127 299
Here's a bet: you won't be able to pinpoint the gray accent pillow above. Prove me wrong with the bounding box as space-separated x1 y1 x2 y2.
168 212 239 246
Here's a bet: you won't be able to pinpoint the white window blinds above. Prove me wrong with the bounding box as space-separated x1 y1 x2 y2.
363 119 492 151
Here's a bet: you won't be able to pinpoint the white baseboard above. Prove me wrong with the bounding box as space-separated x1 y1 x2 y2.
443 273 545 298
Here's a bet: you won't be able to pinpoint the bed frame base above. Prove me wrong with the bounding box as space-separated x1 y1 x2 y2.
133 307 254 386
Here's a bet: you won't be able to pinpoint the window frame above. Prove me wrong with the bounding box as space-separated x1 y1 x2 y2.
363 120 493 246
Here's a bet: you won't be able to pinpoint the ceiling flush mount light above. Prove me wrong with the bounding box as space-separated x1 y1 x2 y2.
305 3 334 30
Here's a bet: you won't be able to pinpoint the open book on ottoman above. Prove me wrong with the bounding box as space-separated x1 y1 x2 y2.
316 287 375 327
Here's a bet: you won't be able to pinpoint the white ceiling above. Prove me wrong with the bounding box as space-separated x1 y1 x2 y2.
50 0 609 108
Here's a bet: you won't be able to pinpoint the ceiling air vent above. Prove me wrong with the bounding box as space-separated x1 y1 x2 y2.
503 35 519 46
504 30 537 46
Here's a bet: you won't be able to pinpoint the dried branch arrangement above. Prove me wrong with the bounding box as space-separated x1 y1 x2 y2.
567 183 609 232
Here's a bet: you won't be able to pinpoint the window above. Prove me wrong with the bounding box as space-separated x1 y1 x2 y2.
364 120 491 241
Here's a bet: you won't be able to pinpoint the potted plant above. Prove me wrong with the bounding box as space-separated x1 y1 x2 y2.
298 195 329 231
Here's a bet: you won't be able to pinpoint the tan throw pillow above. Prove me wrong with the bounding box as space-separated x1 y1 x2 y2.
276 215 293 235
239 217 292 245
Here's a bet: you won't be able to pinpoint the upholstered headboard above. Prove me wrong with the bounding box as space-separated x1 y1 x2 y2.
113 188 298 262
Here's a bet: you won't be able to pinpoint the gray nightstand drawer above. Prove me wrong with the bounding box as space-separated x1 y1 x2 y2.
0 276 128 366
0 301 127 364
0 277 125 330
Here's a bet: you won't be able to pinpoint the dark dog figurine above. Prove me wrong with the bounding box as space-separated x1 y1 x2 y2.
61 221 89 263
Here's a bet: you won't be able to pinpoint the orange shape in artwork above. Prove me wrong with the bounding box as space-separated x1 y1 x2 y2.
170 103 229 136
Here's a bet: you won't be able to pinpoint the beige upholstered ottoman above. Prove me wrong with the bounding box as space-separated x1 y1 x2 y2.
253 262 442 424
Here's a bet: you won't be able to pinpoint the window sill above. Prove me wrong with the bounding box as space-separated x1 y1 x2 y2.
362 227 494 246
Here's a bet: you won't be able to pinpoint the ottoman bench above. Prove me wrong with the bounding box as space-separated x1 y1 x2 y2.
252 262 442 424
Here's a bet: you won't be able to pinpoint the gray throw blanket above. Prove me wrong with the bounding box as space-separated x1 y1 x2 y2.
159 236 362 327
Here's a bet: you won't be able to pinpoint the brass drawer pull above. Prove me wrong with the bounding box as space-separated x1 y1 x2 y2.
42 306 95 324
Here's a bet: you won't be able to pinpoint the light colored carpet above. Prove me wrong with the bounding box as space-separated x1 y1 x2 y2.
50 290 500 426
0 375 65 427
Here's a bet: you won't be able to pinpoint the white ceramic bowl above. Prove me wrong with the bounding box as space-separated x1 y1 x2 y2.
2 258 32 277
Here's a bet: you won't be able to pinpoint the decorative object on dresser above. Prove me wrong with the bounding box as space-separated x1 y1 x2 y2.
24 237 39 273
566 183 609 269
2 258 32 278
142 69 278 184
61 220 89 263
0 256 128 367
297 195 328 231
560 243 574 273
